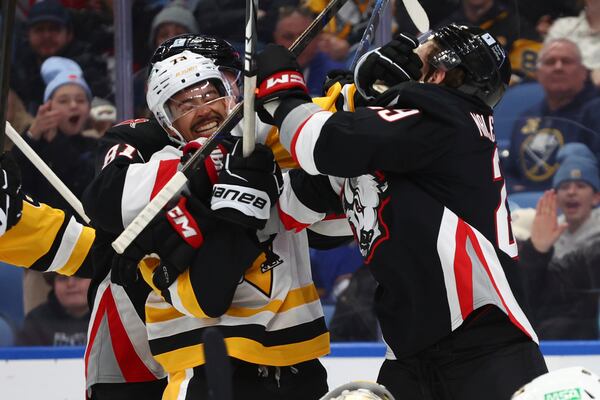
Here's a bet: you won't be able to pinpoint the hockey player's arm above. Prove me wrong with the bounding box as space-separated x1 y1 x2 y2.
139 221 262 318
279 169 354 247
277 104 453 177
0 199 95 278
254 53 451 177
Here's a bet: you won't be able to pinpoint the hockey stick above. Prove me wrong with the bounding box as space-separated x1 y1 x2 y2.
242 0 258 157
0 0 17 151
401 0 429 33
203 328 233 400
349 0 429 70
4 121 91 224
112 0 349 254
349 0 391 70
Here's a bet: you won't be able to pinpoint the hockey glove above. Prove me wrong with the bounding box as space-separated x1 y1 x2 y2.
0 152 23 237
255 44 311 126
211 139 283 230
181 137 227 202
355 33 423 100
111 195 215 288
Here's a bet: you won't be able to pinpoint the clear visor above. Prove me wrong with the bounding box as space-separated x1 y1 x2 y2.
166 79 237 123
417 30 462 72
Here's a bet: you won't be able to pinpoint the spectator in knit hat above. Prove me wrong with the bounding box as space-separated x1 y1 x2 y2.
149 0 199 50
11 56 98 216
11 0 111 115
518 143 600 339
133 0 199 117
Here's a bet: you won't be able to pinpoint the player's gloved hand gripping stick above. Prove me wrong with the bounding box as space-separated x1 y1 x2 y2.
111 0 351 255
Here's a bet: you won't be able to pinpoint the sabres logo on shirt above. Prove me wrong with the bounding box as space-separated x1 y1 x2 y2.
342 172 390 263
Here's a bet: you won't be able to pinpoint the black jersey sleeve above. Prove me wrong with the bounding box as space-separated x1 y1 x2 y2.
277 84 464 178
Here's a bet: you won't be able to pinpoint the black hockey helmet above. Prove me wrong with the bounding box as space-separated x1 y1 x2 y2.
150 34 242 78
423 24 511 107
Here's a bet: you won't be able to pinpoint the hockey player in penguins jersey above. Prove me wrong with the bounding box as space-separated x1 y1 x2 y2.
80 36 252 400
83 38 354 398
0 152 94 277
255 24 548 400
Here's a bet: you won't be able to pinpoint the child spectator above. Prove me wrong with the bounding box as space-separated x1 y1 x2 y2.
12 56 98 215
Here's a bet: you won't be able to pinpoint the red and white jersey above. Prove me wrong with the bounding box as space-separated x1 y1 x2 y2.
85 276 166 389
275 82 538 359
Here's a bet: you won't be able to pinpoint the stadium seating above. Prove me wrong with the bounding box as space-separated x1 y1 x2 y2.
494 82 545 150
0 263 24 328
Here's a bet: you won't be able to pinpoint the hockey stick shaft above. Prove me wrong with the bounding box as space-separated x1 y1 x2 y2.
401 0 429 33
203 328 233 400
349 0 391 70
242 0 258 157
112 0 349 254
0 0 17 151
5 121 91 224
349 0 430 70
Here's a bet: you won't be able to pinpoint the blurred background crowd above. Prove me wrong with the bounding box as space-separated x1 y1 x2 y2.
1 0 600 347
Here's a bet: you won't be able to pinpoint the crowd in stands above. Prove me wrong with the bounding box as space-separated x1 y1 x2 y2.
1 0 600 347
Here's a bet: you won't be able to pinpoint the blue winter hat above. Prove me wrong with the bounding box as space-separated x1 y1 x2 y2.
552 144 600 191
41 57 92 102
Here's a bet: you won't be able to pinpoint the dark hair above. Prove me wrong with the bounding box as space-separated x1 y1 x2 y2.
422 41 466 89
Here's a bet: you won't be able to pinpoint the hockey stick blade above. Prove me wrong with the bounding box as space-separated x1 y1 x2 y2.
349 0 391 70
402 0 429 33
203 328 233 400
112 0 349 254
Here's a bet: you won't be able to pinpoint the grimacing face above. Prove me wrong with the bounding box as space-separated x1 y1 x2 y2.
168 80 235 142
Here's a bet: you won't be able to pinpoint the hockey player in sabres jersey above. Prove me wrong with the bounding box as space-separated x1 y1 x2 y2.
255 24 548 399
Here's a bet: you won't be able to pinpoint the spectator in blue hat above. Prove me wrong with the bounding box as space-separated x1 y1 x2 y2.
10 0 110 115
11 56 98 216
518 143 600 338
525 143 600 259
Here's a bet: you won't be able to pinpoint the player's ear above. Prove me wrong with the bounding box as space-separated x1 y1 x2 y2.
426 68 445 84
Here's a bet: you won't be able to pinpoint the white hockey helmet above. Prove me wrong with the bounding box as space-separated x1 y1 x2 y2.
511 367 600 400
320 381 395 400
146 50 235 144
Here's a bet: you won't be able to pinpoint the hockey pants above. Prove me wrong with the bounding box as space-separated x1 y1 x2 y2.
378 305 548 400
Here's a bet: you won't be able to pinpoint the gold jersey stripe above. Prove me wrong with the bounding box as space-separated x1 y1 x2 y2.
56 225 95 276
177 269 210 319
146 302 186 324
161 369 189 400
225 284 320 318
0 201 65 268
154 332 330 373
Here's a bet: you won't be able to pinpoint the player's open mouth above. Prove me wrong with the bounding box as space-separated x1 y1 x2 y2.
68 115 81 125
193 119 221 136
